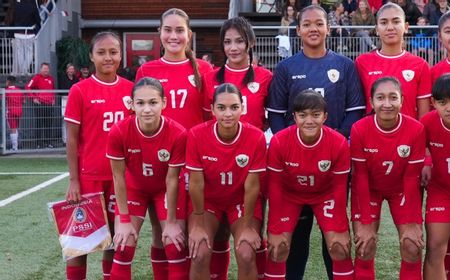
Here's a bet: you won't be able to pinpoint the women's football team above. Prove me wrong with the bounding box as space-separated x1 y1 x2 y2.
63 4 450 280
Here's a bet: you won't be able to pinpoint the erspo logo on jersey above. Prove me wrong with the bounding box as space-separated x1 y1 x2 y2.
235 154 249 168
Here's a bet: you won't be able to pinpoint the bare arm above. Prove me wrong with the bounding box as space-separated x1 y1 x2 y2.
65 122 81 202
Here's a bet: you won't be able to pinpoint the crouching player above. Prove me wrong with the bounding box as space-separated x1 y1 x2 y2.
351 77 425 280
422 74 450 280
265 89 354 280
106 77 189 279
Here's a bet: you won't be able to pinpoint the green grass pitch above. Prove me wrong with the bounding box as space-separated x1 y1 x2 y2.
0 157 407 279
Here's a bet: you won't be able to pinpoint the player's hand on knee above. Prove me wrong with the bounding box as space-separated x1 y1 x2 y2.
329 232 351 257
162 222 186 251
400 223 424 250
355 223 377 257
267 233 289 261
65 180 81 204
188 225 210 259
236 227 261 251
113 222 138 252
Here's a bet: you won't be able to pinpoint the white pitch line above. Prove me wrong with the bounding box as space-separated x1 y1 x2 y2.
0 172 69 208
0 172 65 175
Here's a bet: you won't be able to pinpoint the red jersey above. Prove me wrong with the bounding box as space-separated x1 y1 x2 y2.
26 73 56 105
355 50 431 118
64 75 134 180
106 116 187 194
135 58 213 130
186 121 267 204
6 86 24 116
430 58 450 85
268 125 350 204
202 65 272 130
351 114 425 223
420 111 450 196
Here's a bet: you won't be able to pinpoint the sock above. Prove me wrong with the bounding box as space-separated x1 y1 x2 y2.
445 243 450 277
66 265 86 280
399 260 422 280
151 246 168 280
210 240 230 280
164 243 189 280
256 240 267 279
10 132 18 150
102 259 113 280
332 258 354 280
354 258 375 280
264 259 286 280
110 246 136 280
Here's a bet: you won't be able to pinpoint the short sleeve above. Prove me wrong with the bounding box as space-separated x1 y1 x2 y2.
168 130 187 167
248 132 267 173
267 136 284 172
417 61 432 99
185 129 203 171
106 123 125 160
64 84 83 125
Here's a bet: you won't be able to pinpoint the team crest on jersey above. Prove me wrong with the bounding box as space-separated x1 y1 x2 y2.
73 207 86 223
318 160 331 172
327 69 340 83
397 145 411 158
247 82 260 94
235 154 249 168
158 149 170 162
188 75 196 87
402 70 415 82
122 96 132 110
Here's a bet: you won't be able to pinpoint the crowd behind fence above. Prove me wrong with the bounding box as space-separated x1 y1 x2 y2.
1 89 68 154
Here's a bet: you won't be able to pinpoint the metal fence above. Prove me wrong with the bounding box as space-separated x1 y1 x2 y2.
254 25 445 71
1 89 68 154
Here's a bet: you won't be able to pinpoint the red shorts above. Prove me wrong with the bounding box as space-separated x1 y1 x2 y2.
425 188 450 223
351 189 423 225
188 198 263 225
268 195 349 235
80 179 115 222
7 115 21 129
114 187 186 220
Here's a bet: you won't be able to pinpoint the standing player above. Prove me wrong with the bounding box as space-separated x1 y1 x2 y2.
351 77 425 279
431 12 450 85
5 75 24 151
355 2 431 119
64 31 134 280
202 16 272 279
421 74 450 279
265 90 354 280
135 8 212 278
106 77 188 280
187 83 266 280
267 5 365 279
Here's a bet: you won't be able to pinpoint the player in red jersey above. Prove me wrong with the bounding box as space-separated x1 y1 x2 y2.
187 83 266 280
201 16 272 279
431 12 450 85
265 90 353 280
106 77 188 280
421 74 450 279
5 76 24 151
135 9 212 277
202 17 272 131
355 3 431 119
351 77 426 280
64 31 134 280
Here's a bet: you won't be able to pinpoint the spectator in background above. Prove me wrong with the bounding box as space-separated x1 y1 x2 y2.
343 0 358 16
321 0 339 13
430 0 450 25
26 62 56 148
397 0 422 26
328 1 351 38
58 63 78 145
423 0 438 22
201 53 217 69
352 0 377 52
5 75 24 151
411 16 434 65
77 65 91 81
280 4 297 35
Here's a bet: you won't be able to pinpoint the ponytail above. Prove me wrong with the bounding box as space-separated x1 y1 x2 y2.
185 47 202 91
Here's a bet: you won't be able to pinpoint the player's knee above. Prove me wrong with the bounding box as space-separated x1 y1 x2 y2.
329 241 349 260
269 244 290 262
190 245 212 269
235 242 256 265
355 238 376 260
425 239 447 264
401 238 421 261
